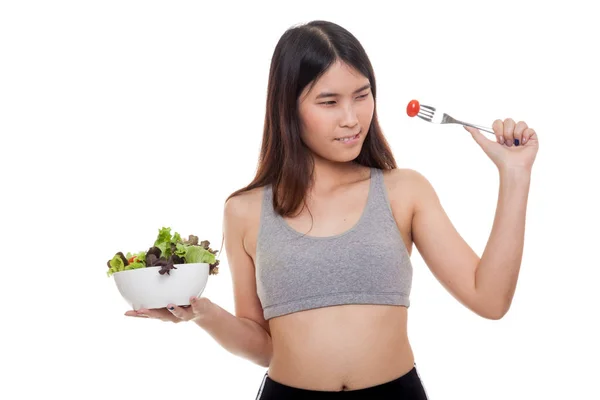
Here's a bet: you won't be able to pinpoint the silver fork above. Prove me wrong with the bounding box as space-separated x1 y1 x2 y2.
418 104 495 135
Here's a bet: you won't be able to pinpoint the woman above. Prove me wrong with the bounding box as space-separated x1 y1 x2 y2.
126 20 538 399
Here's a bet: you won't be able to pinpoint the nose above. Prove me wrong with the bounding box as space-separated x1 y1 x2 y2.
340 103 359 129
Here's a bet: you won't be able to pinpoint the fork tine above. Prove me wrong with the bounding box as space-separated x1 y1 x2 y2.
420 104 435 111
417 114 432 122
418 110 434 119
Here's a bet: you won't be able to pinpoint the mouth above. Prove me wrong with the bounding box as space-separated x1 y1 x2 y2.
334 130 361 143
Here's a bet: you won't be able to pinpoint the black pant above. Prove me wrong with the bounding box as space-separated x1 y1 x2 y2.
255 364 429 399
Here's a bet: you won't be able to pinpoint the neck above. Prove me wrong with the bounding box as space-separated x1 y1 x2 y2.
309 155 367 193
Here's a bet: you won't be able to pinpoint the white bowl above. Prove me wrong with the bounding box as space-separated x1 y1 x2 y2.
112 263 209 310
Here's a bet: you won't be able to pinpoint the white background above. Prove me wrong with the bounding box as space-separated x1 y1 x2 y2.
1 1 598 399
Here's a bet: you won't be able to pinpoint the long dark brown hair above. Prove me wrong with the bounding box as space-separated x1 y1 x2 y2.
227 20 397 217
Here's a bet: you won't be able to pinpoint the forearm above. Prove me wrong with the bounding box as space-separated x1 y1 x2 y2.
475 167 532 317
195 302 272 367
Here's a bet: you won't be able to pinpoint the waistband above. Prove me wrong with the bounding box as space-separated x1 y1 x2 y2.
257 363 425 399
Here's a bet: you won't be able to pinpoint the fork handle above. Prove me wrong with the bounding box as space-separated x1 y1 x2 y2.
459 121 495 135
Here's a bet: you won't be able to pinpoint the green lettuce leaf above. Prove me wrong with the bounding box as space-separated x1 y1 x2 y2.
172 232 183 245
185 245 216 264
175 243 187 258
154 227 173 257
125 261 145 271
134 251 147 264
106 252 128 277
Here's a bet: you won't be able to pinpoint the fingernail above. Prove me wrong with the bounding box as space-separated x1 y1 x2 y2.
514 139 520 146
500 136 505 144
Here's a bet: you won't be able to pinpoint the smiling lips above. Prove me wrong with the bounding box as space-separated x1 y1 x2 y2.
335 130 361 142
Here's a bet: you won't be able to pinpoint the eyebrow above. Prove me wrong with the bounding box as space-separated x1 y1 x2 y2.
315 83 371 99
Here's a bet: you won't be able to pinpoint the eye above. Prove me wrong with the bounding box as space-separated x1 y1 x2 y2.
356 93 369 100
319 101 336 106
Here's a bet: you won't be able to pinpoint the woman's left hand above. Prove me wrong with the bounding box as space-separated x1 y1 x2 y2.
464 118 539 172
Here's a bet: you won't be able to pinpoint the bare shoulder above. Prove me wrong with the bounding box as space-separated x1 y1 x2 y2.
381 167 435 205
222 186 270 334
381 167 423 183
224 186 264 255
380 168 440 250
224 187 264 228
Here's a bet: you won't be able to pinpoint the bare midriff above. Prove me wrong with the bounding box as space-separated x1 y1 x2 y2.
267 303 414 392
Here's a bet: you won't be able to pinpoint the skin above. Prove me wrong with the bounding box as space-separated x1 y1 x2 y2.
126 60 539 391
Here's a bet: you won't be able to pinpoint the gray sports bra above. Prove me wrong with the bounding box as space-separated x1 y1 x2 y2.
255 167 413 320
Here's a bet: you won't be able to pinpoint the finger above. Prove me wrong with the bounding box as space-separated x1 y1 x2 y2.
463 125 485 146
513 121 528 146
464 125 503 164
167 304 192 321
137 308 178 322
522 128 536 145
125 310 148 318
190 296 211 316
136 308 152 317
503 118 516 147
492 119 504 144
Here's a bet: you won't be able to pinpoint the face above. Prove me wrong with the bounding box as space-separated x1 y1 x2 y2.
298 61 374 163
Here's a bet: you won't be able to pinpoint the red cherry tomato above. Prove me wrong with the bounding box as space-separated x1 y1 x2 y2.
406 100 420 117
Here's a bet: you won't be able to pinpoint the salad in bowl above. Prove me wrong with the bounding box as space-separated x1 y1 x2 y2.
107 227 220 310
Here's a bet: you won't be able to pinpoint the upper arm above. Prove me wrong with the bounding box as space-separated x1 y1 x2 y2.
399 170 491 318
223 194 271 335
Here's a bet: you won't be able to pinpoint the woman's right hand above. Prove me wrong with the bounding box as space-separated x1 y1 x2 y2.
124 296 214 324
